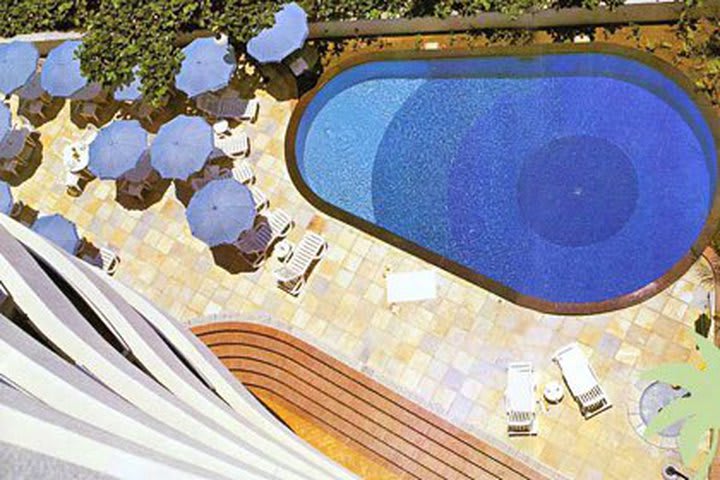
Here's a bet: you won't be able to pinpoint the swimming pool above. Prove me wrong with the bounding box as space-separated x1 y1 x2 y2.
288 46 720 313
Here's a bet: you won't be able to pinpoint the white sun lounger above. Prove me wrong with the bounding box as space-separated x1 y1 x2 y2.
274 232 327 295
232 160 255 185
386 270 437 304
249 185 269 213
225 98 259 123
505 362 538 436
214 130 250 159
99 247 121 276
552 343 612 419
235 209 293 267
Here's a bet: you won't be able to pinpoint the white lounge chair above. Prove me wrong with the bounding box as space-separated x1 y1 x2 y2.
232 160 255 185
214 130 250 159
274 232 327 295
235 209 293 267
99 247 121 276
65 171 83 197
222 98 259 123
552 343 612 419
78 124 99 146
249 185 269 213
505 362 538 436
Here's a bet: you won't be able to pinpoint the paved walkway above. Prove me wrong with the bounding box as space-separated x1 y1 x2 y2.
10 84 711 479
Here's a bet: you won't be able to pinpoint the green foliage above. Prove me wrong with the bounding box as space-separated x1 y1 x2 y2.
0 1 90 37
0 1 281 106
641 333 720 480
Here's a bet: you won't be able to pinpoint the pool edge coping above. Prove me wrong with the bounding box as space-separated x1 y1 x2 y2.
284 42 720 315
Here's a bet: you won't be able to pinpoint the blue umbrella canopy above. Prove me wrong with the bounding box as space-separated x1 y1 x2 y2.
0 129 30 160
114 68 142 102
89 120 148 179
31 214 80 254
0 182 12 215
176 36 236 98
247 3 309 63
150 115 213 179
186 178 255 246
0 41 39 95
41 41 99 99
0 103 11 142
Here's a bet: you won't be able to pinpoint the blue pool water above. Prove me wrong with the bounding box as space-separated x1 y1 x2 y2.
294 53 717 305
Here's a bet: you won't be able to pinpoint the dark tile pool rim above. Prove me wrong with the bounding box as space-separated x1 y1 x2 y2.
284 42 720 315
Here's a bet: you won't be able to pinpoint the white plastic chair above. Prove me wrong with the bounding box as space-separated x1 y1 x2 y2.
273 232 327 295
249 185 269 213
99 247 121 276
232 160 255 185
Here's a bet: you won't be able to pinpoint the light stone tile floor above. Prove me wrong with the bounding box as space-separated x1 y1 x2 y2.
10 92 712 480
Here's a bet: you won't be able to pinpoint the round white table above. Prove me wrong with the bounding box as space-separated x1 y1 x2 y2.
63 144 89 173
213 120 230 136
275 241 293 262
543 381 565 404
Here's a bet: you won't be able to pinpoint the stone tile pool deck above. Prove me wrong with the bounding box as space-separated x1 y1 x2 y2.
12 90 712 480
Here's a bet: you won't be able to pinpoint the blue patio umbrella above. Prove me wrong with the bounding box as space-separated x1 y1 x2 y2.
247 3 309 63
150 115 213 179
114 68 142 102
0 41 39 95
175 36 236 98
89 120 148 179
0 182 13 215
31 214 80 254
0 103 11 142
186 178 255 246
41 41 100 99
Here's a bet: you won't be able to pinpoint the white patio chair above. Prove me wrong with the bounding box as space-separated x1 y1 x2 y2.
65 171 82 197
99 247 121 276
78 124 99 146
505 362 538 436
221 97 260 123
232 160 255 185
215 130 250 159
235 209 294 267
249 185 269 212
552 343 612 419
273 232 327 295
25 100 47 120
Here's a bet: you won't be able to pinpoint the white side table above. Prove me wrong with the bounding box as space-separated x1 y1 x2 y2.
543 381 564 404
275 240 293 262
63 144 90 173
213 120 230 136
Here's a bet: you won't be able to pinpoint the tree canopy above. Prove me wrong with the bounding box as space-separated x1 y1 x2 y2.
0 0 626 105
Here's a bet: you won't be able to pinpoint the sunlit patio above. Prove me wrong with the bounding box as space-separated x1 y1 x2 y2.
8 75 712 479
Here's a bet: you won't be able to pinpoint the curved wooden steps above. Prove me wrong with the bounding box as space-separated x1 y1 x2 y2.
193 322 550 480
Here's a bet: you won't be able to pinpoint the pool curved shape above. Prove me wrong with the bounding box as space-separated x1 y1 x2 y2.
287 45 720 314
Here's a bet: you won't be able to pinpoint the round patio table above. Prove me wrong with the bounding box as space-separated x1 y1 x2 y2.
543 381 564 404
63 144 89 173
